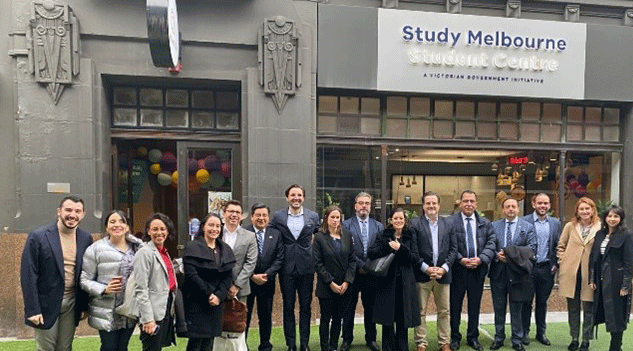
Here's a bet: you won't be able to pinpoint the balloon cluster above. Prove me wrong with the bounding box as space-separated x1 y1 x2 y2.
138 146 231 190
565 171 602 198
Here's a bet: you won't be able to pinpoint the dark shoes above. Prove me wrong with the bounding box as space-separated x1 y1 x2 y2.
288 347 297 351
578 341 589 351
568 340 579 351
536 335 551 346
490 340 504 350
467 339 483 351
522 337 530 346
512 344 525 351
367 341 380 351
300 346 311 351
451 341 461 350
339 342 351 351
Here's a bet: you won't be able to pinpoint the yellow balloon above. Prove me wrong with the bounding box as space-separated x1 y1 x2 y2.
196 169 210 184
150 163 161 175
171 171 178 185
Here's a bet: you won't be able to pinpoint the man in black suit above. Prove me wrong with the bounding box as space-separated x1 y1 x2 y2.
520 193 561 346
449 190 496 351
340 192 384 351
245 202 285 351
20 195 93 351
270 184 320 351
489 198 536 351
411 191 457 351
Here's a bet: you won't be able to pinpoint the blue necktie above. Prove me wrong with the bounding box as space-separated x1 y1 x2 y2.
257 230 264 255
505 222 513 248
361 220 369 257
466 217 475 258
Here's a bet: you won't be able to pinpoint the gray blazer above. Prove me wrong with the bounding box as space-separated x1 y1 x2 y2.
133 241 176 324
228 227 258 298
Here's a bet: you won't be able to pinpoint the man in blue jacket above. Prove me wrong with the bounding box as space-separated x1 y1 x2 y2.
20 195 93 351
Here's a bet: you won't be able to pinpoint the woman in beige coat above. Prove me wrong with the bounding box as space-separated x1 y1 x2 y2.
557 197 601 351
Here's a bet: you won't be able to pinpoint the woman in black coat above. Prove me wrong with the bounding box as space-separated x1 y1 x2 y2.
367 208 421 351
313 205 356 351
589 205 633 351
182 213 236 351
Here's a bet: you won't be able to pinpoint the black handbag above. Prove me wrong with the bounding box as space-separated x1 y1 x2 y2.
364 253 395 277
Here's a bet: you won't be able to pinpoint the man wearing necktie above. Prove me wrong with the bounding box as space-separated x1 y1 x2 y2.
341 192 384 351
244 203 285 351
448 191 496 351
489 198 536 351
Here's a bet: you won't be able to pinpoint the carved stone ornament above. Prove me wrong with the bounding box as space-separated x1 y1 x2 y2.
258 16 302 114
27 0 80 105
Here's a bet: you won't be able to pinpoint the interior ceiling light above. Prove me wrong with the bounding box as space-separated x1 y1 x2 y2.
399 176 405 186
411 176 417 185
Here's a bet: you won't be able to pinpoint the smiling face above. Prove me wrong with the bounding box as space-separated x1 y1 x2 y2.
251 208 270 231
106 212 128 240
148 219 168 248
423 195 440 219
203 216 222 243
57 199 85 230
532 194 551 218
391 211 405 231
605 210 621 231
577 202 594 224
223 204 243 229
286 187 304 210
460 193 477 217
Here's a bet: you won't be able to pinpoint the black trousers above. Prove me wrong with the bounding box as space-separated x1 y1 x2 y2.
186 337 214 351
522 263 555 338
610 331 623 351
319 293 348 351
342 271 377 344
246 278 276 351
280 273 314 348
140 292 175 351
450 265 485 344
99 327 135 351
382 276 408 351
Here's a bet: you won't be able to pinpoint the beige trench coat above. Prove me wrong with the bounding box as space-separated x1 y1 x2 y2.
557 221 601 301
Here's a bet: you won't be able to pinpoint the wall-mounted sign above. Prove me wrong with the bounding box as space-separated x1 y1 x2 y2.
377 8 587 99
147 0 180 67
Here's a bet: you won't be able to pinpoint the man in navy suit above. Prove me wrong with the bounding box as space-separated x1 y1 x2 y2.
520 193 561 346
245 202 285 351
489 198 536 351
20 195 93 351
411 191 457 351
340 192 384 351
270 184 320 351
448 190 496 351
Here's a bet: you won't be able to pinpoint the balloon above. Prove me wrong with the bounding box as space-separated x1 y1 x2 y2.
198 159 206 170
150 163 161 175
204 154 220 171
196 169 210 184
210 171 224 188
220 161 231 178
161 152 177 173
171 171 178 187
148 149 162 163
188 158 199 175
137 146 148 158
157 172 171 186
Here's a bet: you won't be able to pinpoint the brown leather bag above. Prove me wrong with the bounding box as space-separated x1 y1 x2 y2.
222 298 247 333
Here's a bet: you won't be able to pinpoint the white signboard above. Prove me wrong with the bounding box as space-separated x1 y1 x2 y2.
377 9 587 99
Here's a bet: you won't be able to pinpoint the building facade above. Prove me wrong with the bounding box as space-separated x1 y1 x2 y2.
1 0 633 337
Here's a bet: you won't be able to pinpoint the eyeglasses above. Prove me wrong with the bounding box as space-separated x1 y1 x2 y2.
356 201 371 206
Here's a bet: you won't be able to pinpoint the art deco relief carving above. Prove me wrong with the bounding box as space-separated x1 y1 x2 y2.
258 16 302 114
27 0 80 104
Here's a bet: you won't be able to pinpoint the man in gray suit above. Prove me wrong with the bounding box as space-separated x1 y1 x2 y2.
520 193 561 346
341 192 384 351
222 200 258 302
489 198 536 351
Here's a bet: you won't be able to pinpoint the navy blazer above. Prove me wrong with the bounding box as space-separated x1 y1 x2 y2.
342 216 384 270
269 207 320 275
312 230 356 298
521 213 561 270
410 216 457 284
244 225 285 279
448 212 496 270
20 222 93 329
489 217 536 281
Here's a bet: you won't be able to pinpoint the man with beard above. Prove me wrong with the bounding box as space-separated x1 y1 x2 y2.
520 193 561 346
270 184 320 351
21 195 93 351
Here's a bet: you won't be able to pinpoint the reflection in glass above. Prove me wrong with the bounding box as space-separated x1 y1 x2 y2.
216 91 239 110
192 111 215 129
113 88 137 106
338 116 360 134
192 90 214 109
387 97 407 116
318 116 337 134
318 96 338 114
140 109 163 127
340 97 359 114
386 119 407 138
409 119 430 139
410 97 431 117
360 117 381 135
216 112 239 129
166 90 188 107
140 88 163 106
113 108 137 126
361 98 380 115
499 122 519 140
166 110 188 127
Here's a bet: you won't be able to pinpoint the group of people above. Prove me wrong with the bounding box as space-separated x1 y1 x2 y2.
19 187 633 351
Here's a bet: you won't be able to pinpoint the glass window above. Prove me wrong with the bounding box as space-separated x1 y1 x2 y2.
455 121 475 138
338 116 360 134
386 119 407 138
586 107 601 123
318 116 337 134
192 91 214 109
140 88 163 107
340 97 359 114
567 125 583 141
216 91 239 110
410 97 430 117
113 88 136 106
409 119 430 139
435 100 453 118
499 122 519 140
140 109 163 127
433 120 453 139
521 123 540 142
499 103 517 120
361 98 380 116
456 101 475 119
521 102 540 121
567 106 583 123
542 124 561 142
166 110 188 127
603 126 620 142
585 126 601 141
113 108 137 126
192 111 214 129
319 96 338 114
387 97 407 116
360 117 381 135
478 102 496 121
542 103 561 122
477 122 497 139
604 108 620 124
166 90 188 107
216 112 239 130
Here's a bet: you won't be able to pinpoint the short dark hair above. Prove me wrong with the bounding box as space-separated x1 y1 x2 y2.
531 193 550 204
143 213 176 242
59 195 84 209
601 205 626 233
223 200 242 212
460 190 477 200
422 191 440 204
285 184 305 198
196 212 224 240
250 202 270 215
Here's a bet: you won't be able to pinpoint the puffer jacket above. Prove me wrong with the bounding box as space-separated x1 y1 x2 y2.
80 234 143 331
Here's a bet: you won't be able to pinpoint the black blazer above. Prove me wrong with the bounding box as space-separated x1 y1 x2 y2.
342 216 384 270
521 213 562 270
410 216 457 284
269 207 320 275
20 222 93 329
312 230 356 298
244 225 285 279
448 212 496 278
